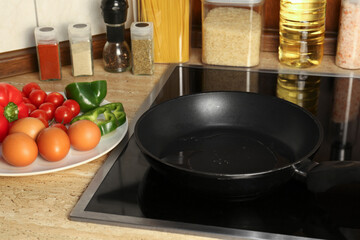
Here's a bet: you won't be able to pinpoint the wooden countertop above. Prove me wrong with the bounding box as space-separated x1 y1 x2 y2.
0 50 357 240
0 57 222 240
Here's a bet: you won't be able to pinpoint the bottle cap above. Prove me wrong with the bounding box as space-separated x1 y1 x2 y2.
204 0 263 5
101 0 128 24
131 22 153 37
34 27 57 42
68 23 92 41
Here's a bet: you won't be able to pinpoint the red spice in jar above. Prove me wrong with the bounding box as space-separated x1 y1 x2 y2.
37 44 61 80
335 0 360 69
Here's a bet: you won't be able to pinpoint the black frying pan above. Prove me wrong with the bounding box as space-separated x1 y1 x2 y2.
134 92 360 200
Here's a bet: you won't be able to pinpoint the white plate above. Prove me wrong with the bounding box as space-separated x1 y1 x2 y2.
0 118 128 177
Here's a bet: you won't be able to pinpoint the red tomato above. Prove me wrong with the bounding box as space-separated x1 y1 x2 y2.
45 92 64 108
62 99 80 117
22 82 41 97
39 102 56 120
36 116 49 128
22 97 31 104
25 103 37 114
30 109 49 127
51 123 68 133
29 89 47 108
54 106 73 124
30 109 49 122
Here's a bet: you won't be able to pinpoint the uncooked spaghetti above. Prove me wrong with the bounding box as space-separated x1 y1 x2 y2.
138 0 190 63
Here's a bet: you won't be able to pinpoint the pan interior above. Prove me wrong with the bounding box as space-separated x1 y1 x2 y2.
159 127 296 175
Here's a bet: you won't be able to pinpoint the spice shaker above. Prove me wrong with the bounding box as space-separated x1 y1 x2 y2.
130 22 154 75
34 27 61 81
68 23 94 77
101 0 131 72
335 0 360 69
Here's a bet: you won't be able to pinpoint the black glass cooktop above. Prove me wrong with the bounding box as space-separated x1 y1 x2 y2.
71 65 360 240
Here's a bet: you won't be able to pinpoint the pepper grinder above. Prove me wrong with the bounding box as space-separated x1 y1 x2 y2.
101 0 131 72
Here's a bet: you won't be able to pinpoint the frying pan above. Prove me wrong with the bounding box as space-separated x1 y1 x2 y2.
134 92 360 200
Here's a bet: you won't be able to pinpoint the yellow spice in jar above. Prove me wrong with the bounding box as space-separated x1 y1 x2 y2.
202 7 262 67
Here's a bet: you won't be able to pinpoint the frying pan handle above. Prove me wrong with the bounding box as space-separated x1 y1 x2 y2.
307 161 360 192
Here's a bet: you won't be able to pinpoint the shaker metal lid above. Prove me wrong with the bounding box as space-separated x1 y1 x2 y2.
204 0 264 5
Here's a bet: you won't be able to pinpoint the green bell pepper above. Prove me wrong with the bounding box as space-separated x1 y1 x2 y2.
65 80 107 112
71 102 126 136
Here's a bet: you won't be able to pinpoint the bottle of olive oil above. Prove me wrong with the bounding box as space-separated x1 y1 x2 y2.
279 0 326 68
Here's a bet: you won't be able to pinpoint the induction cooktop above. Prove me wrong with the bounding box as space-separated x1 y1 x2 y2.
70 64 360 240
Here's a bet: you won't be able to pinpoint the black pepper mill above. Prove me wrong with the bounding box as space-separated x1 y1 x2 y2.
101 0 131 72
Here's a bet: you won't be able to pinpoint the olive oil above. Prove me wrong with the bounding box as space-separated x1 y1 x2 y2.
279 0 326 68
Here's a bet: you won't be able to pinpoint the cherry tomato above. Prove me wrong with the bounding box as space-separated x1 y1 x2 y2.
39 102 56 120
25 103 37 115
29 109 49 128
45 92 64 108
30 109 49 122
22 97 31 104
29 89 47 108
22 82 41 97
54 106 73 124
62 99 81 117
51 123 68 133
36 116 49 128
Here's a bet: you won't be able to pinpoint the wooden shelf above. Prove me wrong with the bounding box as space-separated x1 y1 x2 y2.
189 48 360 79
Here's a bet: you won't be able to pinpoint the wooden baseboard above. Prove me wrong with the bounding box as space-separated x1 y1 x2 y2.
0 29 337 79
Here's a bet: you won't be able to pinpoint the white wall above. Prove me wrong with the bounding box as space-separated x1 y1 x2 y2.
0 0 134 53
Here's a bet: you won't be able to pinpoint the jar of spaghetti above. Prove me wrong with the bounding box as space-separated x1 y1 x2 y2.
137 0 190 63
68 23 94 77
34 27 61 81
336 0 360 69
201 0 264 67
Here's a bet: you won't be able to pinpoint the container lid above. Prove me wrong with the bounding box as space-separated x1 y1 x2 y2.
68 23 91 40
34 27 57 41
131 22 153 37
101 0 128 24
204 0 263 5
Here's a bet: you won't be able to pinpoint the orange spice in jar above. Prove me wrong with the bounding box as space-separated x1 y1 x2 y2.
335 0 360 69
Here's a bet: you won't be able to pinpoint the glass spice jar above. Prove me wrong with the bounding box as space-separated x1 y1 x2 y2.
130 22 154 75
335 0 360 69
101 0 131 73
68 23 94 77
34 27 61 81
